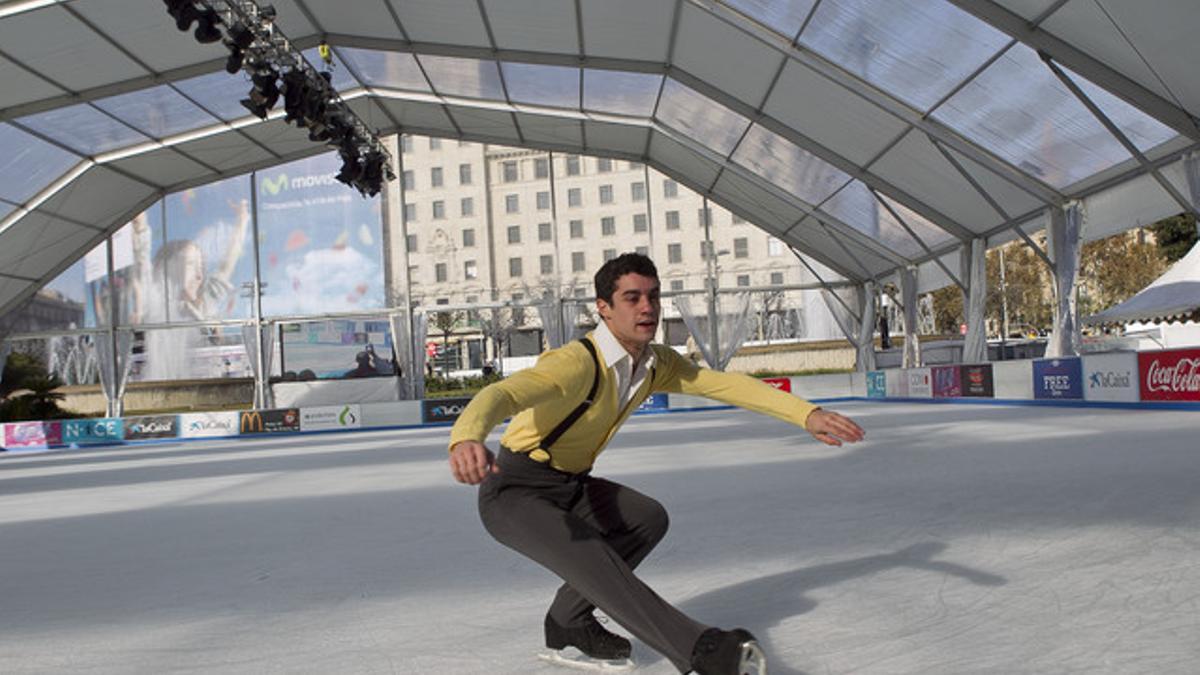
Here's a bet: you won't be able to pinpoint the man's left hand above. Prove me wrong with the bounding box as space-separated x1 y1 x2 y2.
805 409 865 446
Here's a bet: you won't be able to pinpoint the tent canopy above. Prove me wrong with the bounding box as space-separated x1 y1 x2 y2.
1084 242 1200 326
2 0 1199 321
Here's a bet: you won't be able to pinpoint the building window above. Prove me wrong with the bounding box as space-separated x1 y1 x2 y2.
574 287 587 298
540 255 554 275
601 216 615 236
507 225 521 244
432 200 445 219
667 243 682 263
464 260 478 280
538 222 552 242
631 181 646 202
636 246 648 256
597 157 612 173
406 234 418 253
435 298 449 305
770 271 784 285
462 228 475 248
737 275 750 287
402 170 414 190
767 237 784 257
534 157 549 179
633 213 647 233
404 203 416 222
509 257 522 277
401 135 414 153
536 191 550 210
567 188 582 207
603 249 616 261
670 279 684 292
505 194 519 214
698 207 711 228
502 160 518 183
665 210 680 230
569 219 584 238
430 166 443 187
565 155 580 176
734 237 748 258
459 163 472 185
461 197 474 217
700 241 713 260
599 185 613 204
429 137 441 150
435 262 447 282
663 179 678 198
572 251 586 272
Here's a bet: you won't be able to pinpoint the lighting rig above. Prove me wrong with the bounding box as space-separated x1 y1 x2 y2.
162 0 395 197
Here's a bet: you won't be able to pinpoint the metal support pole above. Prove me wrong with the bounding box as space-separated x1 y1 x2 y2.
249 172 267 409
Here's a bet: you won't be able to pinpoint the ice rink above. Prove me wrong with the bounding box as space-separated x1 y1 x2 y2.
2 401 1198 674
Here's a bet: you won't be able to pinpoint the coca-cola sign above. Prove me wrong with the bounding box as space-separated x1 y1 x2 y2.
1139 349 1200 401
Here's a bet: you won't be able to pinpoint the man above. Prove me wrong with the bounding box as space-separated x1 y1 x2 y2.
449 253 864 674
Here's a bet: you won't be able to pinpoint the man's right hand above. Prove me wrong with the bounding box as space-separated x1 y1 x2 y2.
449 440 499 485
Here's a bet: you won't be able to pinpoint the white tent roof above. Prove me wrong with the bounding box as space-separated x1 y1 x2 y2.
1084 242 1200 326
2 0 1199 320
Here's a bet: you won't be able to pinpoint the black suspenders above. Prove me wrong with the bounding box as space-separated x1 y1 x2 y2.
538 338 600 453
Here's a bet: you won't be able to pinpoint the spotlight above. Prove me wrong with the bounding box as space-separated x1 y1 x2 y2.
164 0 201 31
227 22 254 49
193 8 222 43
224 42 244 74
240 71 280 119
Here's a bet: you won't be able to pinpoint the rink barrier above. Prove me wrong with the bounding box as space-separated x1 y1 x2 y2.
4 355 1198 453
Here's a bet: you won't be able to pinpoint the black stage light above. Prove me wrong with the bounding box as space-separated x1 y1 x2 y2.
194 8 222 43
224 42 245 74
281 71 308 124
240 72 280 119
227 23 254 49
164 0 201 32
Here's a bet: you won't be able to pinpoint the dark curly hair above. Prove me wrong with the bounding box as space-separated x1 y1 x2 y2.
594 252 659 304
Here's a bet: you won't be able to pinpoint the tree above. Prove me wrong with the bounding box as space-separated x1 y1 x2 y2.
430 310 462 375
1149 213 1198 263
1077 230 1167 317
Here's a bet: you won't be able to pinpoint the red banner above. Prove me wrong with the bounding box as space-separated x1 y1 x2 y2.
1139 349 1200 401
761 377 792 393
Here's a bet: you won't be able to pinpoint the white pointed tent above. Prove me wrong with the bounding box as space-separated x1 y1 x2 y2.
1084 242 1200 326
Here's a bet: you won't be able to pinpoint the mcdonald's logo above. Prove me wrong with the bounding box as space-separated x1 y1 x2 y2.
240 411 264 433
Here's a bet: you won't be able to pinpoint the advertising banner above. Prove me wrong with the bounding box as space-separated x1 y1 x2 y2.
866 371 886 398
239 408 301 434
932 365 962 398
3 421 63 450
300 404 363 431
636 393 669 412
1034 357 1083 399
423 397 474 424
760 377 792 393
1083 352 1139 402
960 364 994 398
906 368 932 398
1139 348 1200 402
179 412 240 438
123 415 180 441
63 418 124 444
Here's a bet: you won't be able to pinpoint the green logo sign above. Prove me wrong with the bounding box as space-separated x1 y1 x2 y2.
339 405 357 426
261 173 288 195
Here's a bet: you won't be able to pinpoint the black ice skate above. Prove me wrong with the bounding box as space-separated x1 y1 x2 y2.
690 627 767 675
539 614 635 672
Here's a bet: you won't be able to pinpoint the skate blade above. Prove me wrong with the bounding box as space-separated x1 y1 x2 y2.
738 640 767 675
538 648 635 672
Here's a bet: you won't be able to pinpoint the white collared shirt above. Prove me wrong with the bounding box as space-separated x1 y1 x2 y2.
593 320 656 409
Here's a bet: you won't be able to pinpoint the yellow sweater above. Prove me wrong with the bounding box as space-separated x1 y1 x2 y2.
448 335 820 473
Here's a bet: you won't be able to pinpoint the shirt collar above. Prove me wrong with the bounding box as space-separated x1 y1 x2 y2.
592 320 656 372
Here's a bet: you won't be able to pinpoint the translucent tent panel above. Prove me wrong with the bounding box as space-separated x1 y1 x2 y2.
0 200 15 221
821 180 934 260
582 70 662 117
932 43 1135 190
482 0 579 55
724 0 818 39
17 104 150 157
798 0 1012 113
93 86 221 141
1063 68 1178 155
730 124 851 207
673 4 782 108
0 123 81 204
501 63 580 109
877 193 958 253
418 55 506 101
336 48 430 92
172 71 266 122
392 0 492 48
301 48 360 93
655 79 751 157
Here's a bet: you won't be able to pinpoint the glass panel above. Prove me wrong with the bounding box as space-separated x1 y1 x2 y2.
133 324 254 382
108 205 165 328
418 54 506 100
878 193 956 254
5 256 91 332
93 86 219 140
799 0 1011 112
502 63 579 109
173 71 260 122
303 47 360 92
932 43 1134 189
17 103 151 155
731 124 851 206
1065 67 1178 154
655 78 751 156
0 122 81 203
725 0 817 38
336 48 430 91
0 199 14 220
279 319 398 380
820 180 927 259
256 152 386 317
583 69 662 117
161 175 255 324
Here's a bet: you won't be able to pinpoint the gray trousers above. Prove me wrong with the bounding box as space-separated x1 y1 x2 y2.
479 447 707 673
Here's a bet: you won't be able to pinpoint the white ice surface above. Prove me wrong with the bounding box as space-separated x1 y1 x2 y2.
2 401 1199 674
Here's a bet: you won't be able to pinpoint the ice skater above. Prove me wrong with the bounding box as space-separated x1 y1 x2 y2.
448 253 864 674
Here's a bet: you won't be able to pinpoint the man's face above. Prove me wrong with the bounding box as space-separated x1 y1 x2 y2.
597 272 660 353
